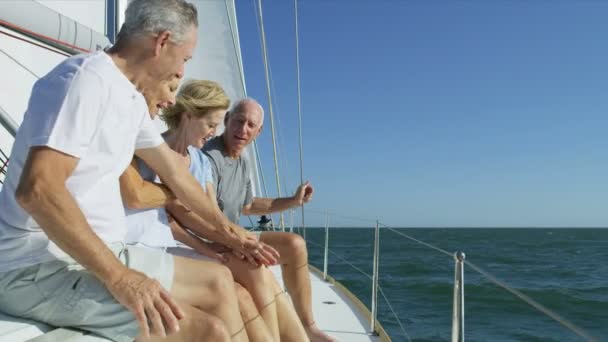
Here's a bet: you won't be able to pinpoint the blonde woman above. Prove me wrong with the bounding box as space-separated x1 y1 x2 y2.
120 79 309 341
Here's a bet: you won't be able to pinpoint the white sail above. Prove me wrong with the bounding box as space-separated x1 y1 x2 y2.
0 28 66 165
36 0 106 34
189 0 263 197
0 0 110 183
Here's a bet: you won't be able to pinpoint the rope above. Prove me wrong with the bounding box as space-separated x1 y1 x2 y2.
255 0 285 231
381 224 453 258
464 260 598 342
294 0 306 239
306 208 379 224
0 47 40 79
308 238 410 340
254 140 270 198
378 286 412 342
307 239 372 281
226 0 267 203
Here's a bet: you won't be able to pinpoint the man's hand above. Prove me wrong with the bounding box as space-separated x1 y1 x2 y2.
293 181 314 205
234 236 280 267
192 241 229 263
104 269 184 338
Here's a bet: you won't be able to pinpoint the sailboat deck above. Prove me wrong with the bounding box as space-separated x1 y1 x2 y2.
271 265 384 342
0 263 386 341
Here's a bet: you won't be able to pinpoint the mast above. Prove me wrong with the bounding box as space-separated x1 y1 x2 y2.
293 0 306 238
256 0 285 231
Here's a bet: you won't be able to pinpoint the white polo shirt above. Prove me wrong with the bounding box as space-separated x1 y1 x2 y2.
0 51 164 272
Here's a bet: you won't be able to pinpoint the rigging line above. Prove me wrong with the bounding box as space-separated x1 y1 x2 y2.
251 0 270 202
306 239 372 280
253 0 291 200
383 224 596 341
294 0 306 238
250 0 277 228
0 47 40 79
377 286 412 342
0 29 70 57
254 140 270 197
263 49 293 197
306 208 379 224
256 0 285 231
308 239 411 340
464 260 598 342
226 0 266 202
381 225 453 258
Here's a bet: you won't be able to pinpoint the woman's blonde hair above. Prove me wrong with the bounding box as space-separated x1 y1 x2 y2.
162 80 230 130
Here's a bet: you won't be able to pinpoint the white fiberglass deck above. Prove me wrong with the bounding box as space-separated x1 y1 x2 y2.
270 265 384 342
0 265 385 341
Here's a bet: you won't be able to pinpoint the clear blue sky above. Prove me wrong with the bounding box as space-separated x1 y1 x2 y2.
235 1 608 228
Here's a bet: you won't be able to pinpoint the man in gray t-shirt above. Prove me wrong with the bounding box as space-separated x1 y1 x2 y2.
203 98 335 342
203 136 253 223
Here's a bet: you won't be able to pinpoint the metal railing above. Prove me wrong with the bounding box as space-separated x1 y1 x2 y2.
303 208 599 342
452 252 465 342
370 220 380 335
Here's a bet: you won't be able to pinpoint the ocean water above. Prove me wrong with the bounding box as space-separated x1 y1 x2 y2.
303 228 607 342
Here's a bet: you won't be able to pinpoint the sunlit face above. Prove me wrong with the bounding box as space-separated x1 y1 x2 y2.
184 109 226 149
146 78 179 118
154 26 197 81
224 103 263 152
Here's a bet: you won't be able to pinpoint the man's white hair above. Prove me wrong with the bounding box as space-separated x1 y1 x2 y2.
228 98 265 127
117 0 198 43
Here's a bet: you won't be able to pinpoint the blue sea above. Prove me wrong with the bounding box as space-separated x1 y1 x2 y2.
303 228 607 342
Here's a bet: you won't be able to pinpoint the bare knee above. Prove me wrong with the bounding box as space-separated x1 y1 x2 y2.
196 315 230 341
286 233 307 260
235 283 258 320
173 306 230 342
209 264 235 297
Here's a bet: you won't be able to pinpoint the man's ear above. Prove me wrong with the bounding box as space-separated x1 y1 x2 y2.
255 125 263 138
153 30 172 57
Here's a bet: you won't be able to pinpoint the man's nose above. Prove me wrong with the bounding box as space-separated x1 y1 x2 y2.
175 64 185 79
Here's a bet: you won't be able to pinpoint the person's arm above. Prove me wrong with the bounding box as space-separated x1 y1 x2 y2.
136 144 247 248
167 213 228 262
165 183 242 246
16 147 183 338
16 147 127 287
166 183 279 265
119 159 175 210
243 181 314 215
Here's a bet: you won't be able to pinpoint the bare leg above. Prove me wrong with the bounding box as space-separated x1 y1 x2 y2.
268 271 310 342
170 256 248 342
136 302 230 342
224 254 280 341
235 283 275 342
260 232 336 342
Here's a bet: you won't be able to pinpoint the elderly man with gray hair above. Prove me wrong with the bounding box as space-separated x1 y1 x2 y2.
202 98 336 342
0 1 252 341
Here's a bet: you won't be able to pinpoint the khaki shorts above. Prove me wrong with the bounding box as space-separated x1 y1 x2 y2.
0 243 174 342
